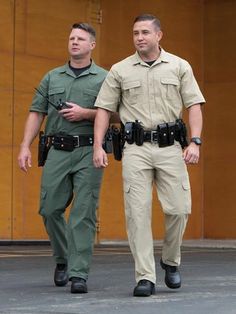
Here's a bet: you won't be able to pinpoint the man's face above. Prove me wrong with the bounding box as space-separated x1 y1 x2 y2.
68 28 95 59
133 20 162 56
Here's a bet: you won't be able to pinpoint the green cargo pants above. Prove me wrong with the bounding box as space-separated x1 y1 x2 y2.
39 145 103 280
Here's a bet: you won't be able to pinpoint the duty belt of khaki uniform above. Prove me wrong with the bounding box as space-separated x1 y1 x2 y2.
109 120 188 162
123 119 188 148
143 130 161 143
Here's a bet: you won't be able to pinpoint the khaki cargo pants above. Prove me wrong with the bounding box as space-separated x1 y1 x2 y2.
39 146 103 280
122 141 191 284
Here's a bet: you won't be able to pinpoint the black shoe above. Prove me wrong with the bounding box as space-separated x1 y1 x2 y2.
160 259 181 289
71 277 88 294
54 264 69 287
133 279 155 297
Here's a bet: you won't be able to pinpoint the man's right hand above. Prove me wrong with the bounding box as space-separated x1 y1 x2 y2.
93 146 109 168
18 146 32 172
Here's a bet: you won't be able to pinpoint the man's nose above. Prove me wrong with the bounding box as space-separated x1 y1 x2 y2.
137 33 144 40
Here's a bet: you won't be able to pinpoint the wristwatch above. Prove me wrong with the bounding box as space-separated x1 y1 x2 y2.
190 137 202 145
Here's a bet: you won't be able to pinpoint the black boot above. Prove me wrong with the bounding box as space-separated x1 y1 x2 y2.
71 277 88 293
133 279 155 297
160 259 181 289
54 264 69 287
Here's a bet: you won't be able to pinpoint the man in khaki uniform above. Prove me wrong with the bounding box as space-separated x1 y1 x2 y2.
93 14 205 297
18 23 107 294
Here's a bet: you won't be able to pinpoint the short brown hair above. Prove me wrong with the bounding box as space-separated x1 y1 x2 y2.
71 23 96 40
133 14 161 30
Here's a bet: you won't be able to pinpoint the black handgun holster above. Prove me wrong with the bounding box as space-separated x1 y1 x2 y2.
38 131 50 167
103 128 113 154
112 126 123 161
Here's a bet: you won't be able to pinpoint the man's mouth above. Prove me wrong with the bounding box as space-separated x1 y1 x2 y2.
137 43 146 48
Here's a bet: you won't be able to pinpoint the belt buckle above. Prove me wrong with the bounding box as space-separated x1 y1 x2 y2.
150 131 158 143
73 136 80 147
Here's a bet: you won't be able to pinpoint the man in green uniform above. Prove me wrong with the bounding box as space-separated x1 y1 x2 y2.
18 23 107 293
93 14 205 296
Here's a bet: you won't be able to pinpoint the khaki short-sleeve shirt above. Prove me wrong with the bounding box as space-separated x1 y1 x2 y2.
95 49 205 130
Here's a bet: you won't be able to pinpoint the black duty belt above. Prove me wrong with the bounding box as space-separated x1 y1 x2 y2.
124 120 188 148
50 134 94 151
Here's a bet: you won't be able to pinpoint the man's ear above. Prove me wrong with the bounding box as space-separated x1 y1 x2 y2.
157 30 163 42
91 41 96 50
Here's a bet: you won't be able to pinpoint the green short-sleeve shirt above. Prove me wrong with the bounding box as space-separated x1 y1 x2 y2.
95 49 205 130
30 61 107 135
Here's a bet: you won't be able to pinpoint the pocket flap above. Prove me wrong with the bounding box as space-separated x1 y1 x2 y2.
123 81 141 90
48 87 65 95
182 177 190 190
92 186 100 199
83 89 98 97
40 190 47 199
161 77 179 86
123 182 131 193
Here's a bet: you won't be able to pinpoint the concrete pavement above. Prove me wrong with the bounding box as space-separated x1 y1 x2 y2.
0 241 236 314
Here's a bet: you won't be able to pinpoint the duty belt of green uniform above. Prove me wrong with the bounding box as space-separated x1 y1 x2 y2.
38 131 113 167
38 133 94 166
50 134 94 151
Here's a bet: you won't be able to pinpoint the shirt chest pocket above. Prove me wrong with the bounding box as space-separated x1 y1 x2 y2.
48 87 66 109
122 80 142 105
82 89 98 108
160 78 180 101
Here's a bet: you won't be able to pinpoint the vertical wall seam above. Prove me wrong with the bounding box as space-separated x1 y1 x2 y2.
201 0 206 239
11 0 16 240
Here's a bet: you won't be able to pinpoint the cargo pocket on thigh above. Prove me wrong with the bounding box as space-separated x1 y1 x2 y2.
182 177 191 214
92 185 100 209
123 182 132 218
39 190 47 216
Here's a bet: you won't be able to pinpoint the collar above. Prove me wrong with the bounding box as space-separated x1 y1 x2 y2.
131 48 170 66
59 60 98 76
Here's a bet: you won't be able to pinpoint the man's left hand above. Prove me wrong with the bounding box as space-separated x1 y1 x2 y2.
183 143 200 164
59 102 85 121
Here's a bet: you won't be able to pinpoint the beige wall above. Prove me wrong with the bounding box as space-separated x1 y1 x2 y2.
0 0 235 241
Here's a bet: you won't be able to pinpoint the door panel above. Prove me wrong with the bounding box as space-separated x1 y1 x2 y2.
0 1 14 239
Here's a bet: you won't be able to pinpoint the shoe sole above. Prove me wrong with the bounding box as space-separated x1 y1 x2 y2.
133 287 155 297
133 292 154 297
71 288 88 294
165 279 181 289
